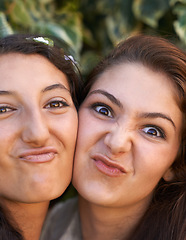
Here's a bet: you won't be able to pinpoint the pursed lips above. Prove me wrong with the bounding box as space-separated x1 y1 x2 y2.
91 153 127 177
19 147 57 163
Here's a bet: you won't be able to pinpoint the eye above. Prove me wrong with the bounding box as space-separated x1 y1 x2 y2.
142 125 165 139
0 106 15 114
44 100 69 109
92 103 113 118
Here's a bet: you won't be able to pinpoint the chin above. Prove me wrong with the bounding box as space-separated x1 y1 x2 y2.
77 183 119 206
22 185 68 203
21 192 60 203
29 174 71 200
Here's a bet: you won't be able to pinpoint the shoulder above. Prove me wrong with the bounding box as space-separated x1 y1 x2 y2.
49 197 78 218
40 197 80 240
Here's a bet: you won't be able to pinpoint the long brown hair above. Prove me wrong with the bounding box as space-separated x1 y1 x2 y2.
83 35 186 240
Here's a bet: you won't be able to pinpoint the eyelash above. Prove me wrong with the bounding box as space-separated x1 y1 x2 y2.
91 102 113 118
44 100 69 109
0 105 16 114
142 125 166 139
0 100 69 114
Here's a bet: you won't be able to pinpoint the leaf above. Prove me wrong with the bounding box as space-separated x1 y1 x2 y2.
80 51 100 77
170 0 186 6
173 5 186 45
82 25 97 48
173 3 186 15
56 10 83 53
8 0 34 27
105 0 137 44
24 0 48 20
96 0 121 14
33 20 82 58
133 0 170 28
0 0 7 11
35 21 74 45
0 12 14 37
38 0 54 4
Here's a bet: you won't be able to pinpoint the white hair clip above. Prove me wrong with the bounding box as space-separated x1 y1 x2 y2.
64 55 77 64
26 37 54 47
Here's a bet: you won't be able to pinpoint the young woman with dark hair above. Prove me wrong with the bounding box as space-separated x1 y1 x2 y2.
41 34 185 240
0 33 81 240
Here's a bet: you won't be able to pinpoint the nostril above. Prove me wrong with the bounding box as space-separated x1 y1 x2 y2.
21 120 49 146
104 129 133 154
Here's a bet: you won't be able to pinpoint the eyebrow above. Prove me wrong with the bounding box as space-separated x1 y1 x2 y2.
0 83 69 96
42 83 69 93
0 90 14 95
138 112 176 129
88 89 123 108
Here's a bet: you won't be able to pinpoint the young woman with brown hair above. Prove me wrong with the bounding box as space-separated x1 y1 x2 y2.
41 34 186 240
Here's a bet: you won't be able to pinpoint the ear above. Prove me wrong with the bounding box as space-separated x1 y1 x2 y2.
163 168 175 181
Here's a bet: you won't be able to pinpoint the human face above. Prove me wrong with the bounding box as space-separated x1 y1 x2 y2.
0 53 78 204
73 63 182 210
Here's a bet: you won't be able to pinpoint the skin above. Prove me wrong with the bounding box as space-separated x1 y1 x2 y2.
73 63 183 240
0 53 78 240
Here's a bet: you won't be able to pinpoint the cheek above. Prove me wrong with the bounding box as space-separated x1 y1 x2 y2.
135 142 179 181
0 125 20 153
54 112 78 147
77 111 102 146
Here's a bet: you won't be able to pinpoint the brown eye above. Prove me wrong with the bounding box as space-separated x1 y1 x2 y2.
0 106 15 113
94 105 112 117
49 101 62 108
98 107 109 115
45 100 69 109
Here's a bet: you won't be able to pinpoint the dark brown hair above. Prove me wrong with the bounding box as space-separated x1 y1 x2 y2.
0 205 23 240
83 35 186 240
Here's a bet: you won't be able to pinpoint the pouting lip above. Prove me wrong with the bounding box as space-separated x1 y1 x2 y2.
18 147 57 161
91 153 127 173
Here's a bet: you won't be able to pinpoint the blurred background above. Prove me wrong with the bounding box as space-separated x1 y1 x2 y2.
0 0 186 78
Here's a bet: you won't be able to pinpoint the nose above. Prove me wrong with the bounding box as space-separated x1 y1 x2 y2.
21 111 50 146
104 124 133 156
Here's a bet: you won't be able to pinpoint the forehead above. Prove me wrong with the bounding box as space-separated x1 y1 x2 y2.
0 53 70 90
88 62 182 123
91 62 177 99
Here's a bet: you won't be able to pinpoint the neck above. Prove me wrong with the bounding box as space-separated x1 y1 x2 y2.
1 199 49 240
78 196 149 240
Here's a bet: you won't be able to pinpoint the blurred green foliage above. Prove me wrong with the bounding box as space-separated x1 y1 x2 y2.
0 0 186 77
